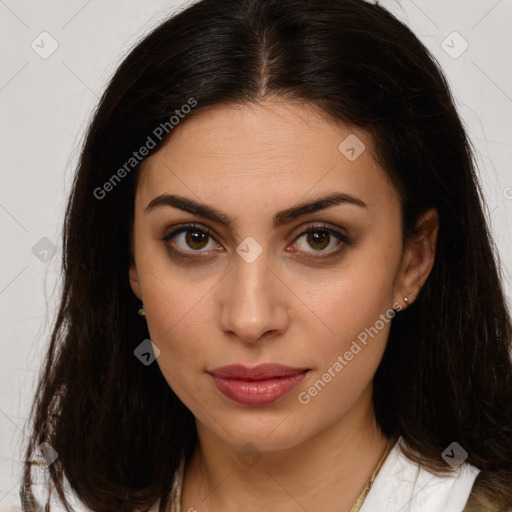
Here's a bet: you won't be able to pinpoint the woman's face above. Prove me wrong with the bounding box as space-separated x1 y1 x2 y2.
129 99 435 452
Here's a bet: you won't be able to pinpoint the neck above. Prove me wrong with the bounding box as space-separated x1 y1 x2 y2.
181 384 391 512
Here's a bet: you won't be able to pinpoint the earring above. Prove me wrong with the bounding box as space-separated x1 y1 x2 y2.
404 297 409 303
137 302 145 318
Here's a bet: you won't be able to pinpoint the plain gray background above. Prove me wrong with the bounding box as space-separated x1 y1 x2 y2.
1 0 511 509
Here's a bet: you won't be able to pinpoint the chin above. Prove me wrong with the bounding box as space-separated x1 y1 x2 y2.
198 405 314 452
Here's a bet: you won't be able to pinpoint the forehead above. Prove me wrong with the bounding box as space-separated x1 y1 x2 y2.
136 99 398 217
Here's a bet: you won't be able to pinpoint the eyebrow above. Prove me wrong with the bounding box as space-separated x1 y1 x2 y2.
144 192 367 228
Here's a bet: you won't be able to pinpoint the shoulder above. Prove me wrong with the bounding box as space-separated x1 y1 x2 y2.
360 437 481 512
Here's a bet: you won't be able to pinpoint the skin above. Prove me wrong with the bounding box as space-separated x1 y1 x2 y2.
129 98 439 512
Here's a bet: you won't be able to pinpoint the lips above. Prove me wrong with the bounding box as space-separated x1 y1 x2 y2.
208 364 309 406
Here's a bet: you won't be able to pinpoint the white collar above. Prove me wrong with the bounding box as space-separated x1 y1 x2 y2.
360 437 481 512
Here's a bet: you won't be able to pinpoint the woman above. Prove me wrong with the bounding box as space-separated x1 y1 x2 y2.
21 0 512 511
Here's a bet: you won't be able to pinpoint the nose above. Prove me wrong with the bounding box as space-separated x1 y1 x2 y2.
219 249 290 344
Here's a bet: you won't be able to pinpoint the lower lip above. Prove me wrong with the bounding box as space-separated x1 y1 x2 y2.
211 372 308 406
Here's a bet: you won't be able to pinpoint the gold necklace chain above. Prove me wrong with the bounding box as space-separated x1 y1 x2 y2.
348 437 393 512
168 438 393 512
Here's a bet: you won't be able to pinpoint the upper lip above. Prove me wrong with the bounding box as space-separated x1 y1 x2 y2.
209 364 309 380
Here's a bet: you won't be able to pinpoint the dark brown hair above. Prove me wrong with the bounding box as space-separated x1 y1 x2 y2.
21 0 512 510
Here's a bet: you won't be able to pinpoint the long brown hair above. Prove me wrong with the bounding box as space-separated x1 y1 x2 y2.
21 0 512 510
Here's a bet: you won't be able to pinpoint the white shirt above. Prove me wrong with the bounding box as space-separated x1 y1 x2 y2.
360 437 481 512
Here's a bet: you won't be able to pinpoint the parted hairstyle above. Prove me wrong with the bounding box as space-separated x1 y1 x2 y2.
21 0 512 510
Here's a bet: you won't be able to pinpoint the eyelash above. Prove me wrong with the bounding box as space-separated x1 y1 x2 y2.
160 222 351 261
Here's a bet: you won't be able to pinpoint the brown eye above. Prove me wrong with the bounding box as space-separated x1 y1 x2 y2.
291 223 351 259
306 231 331 251
162 224 220 255
185 229 209 250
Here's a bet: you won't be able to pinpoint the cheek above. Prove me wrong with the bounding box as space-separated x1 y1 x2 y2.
136 236 218 331
287 240 400 402
147 294 221 415
137 260 221 385
300 277 393 390
289 241 400 348
142 280 212 351
294 274 395 424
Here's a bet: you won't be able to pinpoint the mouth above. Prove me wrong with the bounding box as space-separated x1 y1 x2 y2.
208 364 310 407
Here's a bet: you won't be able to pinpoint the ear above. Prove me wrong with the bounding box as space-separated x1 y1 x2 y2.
393 207 439 309
129 256 142 300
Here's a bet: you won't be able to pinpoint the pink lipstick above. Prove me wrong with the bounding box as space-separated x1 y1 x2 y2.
209 363 309 406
